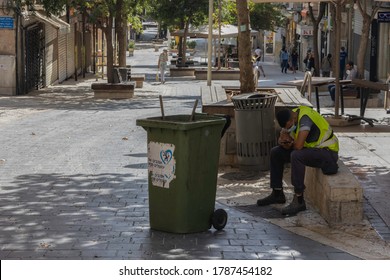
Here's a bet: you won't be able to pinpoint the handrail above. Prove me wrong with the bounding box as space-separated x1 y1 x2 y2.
300 71 312 102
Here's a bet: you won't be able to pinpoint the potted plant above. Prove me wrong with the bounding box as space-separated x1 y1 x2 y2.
128 40 135 56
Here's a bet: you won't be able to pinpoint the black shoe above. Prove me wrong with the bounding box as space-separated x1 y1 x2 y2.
257 190 286 206
281 195 306 215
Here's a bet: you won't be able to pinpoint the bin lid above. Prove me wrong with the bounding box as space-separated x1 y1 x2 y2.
136 114 226 131
232 92 277 110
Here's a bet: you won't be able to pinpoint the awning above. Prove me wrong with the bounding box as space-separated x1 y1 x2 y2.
171 24 258 38
32 12 70 34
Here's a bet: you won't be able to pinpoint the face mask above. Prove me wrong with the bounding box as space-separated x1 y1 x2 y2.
287 124 296 133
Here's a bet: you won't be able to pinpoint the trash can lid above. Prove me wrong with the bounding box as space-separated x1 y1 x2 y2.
136 114 226 131
232 93 277 110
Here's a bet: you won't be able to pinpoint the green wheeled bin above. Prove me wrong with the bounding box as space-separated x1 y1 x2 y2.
136 113 228 233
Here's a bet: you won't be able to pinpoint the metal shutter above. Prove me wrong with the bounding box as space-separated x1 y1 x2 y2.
45 24 58 86
58 33 67 83
67 25 75 79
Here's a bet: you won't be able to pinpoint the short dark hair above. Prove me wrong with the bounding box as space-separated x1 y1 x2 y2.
347 61 354 67
276 109 291 128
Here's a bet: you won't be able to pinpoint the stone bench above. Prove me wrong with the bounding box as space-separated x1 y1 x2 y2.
169 67 195 77
130 74 145 88
304 160 363 226
91 83 135 99
195 69 240 80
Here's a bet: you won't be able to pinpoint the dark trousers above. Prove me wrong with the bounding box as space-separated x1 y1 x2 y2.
270 146 339 193
281 60 288 73
328 84 336 101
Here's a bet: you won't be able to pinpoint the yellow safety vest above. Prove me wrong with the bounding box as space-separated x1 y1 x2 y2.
292 106 339 152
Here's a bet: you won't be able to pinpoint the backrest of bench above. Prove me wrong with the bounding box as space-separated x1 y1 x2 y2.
200 85 227 105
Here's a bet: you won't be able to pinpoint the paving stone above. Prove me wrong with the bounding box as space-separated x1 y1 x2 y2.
0 73 380 260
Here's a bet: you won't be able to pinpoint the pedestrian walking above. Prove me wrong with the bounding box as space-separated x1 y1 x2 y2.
321 53 332 77
158 49 169 84
280 47 289 74
254 46 263 58
290 49 299 74
307 53 315 74
339 46 348 80
254 49 266 78
257 106 339 216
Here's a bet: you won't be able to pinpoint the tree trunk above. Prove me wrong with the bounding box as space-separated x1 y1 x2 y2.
356 15 371 79
103 18 115 83
236 0 255 93
309 3 326 77
182 18 191 65
116 0 127 67
177 21 185 61
312 23 320 77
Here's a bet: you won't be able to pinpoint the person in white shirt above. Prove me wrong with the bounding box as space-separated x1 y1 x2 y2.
254 47 266 78
158 49 169 84
327 61 357 106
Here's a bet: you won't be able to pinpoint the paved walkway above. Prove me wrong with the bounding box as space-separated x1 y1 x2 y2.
1 37 390 260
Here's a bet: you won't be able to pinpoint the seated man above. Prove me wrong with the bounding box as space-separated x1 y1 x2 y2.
257 106 339 216
327 61 357 106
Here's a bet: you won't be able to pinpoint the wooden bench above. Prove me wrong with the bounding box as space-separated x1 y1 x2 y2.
273 87 313 109
304 161 363 225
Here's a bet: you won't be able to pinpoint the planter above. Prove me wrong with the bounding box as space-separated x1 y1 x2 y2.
169 67 195 77
128 48 134 57
91 83 135 99
195 69 240 80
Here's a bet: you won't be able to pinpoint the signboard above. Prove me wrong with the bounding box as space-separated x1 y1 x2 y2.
0 17 14 29
296 25 313 36
378 12 390 23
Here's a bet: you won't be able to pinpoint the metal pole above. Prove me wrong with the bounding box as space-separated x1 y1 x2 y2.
207 0 213 86
334 2 341 117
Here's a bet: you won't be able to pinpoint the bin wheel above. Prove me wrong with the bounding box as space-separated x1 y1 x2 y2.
212 209 228 230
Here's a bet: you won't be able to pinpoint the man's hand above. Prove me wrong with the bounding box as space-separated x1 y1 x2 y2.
278 130 294 149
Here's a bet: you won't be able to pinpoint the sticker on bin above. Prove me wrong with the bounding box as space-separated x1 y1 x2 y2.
147 141 176 188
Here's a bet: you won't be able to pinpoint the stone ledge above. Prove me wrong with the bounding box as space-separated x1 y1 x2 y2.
304 161 363 226
91 83 135 99
169 67 195 77
130 74 145 88
195 69 240 80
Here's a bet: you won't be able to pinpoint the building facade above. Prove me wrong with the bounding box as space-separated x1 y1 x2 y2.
0 1 94 96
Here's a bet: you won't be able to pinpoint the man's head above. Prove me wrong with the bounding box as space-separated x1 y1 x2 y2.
276 109 296 130
163 49 168 53
346 61 354 70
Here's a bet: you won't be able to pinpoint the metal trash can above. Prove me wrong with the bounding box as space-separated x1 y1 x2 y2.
136 113 228 233
114 67 131 83
232 93 278 171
